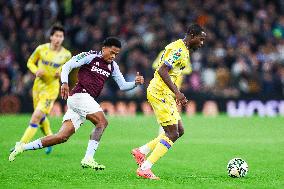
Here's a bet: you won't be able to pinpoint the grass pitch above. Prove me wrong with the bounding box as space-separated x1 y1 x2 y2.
0 114 283 189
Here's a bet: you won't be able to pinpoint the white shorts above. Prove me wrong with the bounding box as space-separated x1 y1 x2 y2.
62 93 103 131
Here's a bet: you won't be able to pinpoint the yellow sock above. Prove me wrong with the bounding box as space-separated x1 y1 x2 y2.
146 133 165 151
148 135 174 164
20 123 38 143
40 117 53 136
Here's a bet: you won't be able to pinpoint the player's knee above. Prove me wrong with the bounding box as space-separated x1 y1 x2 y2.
31 114 42 123
167 131 179 142
31 111 44 123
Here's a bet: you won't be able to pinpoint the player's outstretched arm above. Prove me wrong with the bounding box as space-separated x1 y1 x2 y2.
112 62 144 90
158 64 187 106
27 46 41 74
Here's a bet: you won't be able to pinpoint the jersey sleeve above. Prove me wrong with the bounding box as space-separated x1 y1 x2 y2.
112 61 136 91
152 51 164 70
60 51 96 83
163 48 183 70
27 45 42 74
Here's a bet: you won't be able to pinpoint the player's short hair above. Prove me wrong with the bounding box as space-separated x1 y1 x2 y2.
50 24 65 36
102 37 122 48
186 24 204 37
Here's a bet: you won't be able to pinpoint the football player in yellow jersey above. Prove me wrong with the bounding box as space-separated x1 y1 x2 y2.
132 24 206 179
152 50 191 89
152 49 192 135
11 25 71 154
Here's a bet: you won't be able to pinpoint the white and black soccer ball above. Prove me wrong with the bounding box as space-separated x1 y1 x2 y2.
227 158 248 178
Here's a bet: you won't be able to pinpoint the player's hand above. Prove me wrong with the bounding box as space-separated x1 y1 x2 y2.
61 83 69 100
175 91 188 106
135 72 144 85
35 69 44 78
55 71 60 78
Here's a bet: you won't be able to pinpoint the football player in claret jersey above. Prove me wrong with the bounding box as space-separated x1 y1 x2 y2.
10 24 71 154
9 37 144 170
132 24 206 179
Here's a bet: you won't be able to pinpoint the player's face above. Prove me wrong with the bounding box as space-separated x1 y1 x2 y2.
102 46 121 63
50 31 64 47
189 32 206 51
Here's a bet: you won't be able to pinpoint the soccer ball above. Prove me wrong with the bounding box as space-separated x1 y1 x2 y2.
227 158 248 178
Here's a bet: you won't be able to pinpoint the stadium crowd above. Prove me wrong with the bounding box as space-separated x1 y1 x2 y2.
1 0 284 99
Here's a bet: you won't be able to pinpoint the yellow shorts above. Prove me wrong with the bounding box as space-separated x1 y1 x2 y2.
147 88 181 126
32 89 55 114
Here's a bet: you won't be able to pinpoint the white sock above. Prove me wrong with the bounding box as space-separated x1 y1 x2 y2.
139 145 151 155
23 139 43 150
140 160 153 170
84 140 99 158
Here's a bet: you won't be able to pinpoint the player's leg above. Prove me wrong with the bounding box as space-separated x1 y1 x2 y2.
39 115 53 154
137 92 180 179
19 88 40 144
9 120 75 162
81 111 108 170
38 98 55 154
132 133 165 166
20 109 45 143
132 92 166 166
137 124 177 180
177 120 184 138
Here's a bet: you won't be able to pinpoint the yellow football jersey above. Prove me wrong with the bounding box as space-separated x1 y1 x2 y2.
152 50 191 89
149 39 192 94
28 43 71 99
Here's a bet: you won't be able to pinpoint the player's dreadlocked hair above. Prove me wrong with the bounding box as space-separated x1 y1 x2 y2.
102 37 122 48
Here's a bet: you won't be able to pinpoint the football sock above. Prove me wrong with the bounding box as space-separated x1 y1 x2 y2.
20 123 39 143
40 116 53 136
139 145 151 155
139 133 165 155
23 139 43 150
141 135 174 170
84 140 99 158
140 160 153 170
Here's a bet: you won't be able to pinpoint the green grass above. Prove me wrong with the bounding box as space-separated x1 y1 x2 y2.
0 114 284 189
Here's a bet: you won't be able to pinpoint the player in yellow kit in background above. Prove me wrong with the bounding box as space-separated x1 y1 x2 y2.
132 24 206 179
11 24 71 154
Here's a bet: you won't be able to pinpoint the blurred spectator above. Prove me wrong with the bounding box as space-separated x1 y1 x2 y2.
0 0 283 100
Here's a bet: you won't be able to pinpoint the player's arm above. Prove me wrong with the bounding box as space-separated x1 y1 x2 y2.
60 51 96 99
27 46 43 77
112 62 144 91
158 49 187 106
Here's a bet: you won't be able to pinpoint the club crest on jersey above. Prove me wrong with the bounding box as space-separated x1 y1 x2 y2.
173 48 182 60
